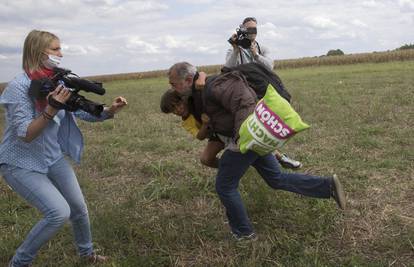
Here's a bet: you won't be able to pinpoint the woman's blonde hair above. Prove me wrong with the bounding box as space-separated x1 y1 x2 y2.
22 30 59 73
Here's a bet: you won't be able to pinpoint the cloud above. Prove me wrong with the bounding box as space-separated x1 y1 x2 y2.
260 22 284 40
125 36 161 54
161 35 182 49
173 0 215 3
93 0 168 19
155 34 221 56
361 0 381 8
399 0 414 11
305 16 339 29
261 22 277 31
351 19 368 28
61 44 101 56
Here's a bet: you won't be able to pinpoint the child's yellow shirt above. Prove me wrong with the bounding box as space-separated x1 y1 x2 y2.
181 115 201 138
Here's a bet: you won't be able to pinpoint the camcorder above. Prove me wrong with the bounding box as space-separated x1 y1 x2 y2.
228 26 257 49
29 67 106 117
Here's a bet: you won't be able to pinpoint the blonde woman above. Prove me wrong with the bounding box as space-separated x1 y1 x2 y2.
0 30 127 267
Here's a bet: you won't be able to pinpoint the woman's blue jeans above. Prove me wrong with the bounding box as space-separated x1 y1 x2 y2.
1 158 93 266
215 150 332 237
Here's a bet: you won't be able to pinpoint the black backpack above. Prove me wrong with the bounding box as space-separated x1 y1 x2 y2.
220 62 291 102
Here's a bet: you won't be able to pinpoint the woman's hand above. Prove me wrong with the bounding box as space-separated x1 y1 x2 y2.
49 85 72 103
23 85 72 142
107 96 128 115
46 85 72 115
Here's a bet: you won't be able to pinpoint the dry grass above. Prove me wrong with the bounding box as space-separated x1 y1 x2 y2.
0 61 413 266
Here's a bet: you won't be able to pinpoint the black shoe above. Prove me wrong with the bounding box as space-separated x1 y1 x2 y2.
278 154 302 169
331 174 346 210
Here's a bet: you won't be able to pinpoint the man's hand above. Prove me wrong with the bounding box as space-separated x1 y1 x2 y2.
195 72 207 90
201 113 210 124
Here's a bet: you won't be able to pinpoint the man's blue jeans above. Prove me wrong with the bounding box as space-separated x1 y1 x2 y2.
215 150 332 236
1 158 93 267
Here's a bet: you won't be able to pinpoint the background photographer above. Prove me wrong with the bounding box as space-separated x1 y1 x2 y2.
225 17 301 169
0 30 127 267
225 17 274 71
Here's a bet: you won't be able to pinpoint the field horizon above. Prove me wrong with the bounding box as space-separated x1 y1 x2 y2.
1 48 414 90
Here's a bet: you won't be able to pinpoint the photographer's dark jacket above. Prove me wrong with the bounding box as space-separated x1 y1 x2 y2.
0 73 112 173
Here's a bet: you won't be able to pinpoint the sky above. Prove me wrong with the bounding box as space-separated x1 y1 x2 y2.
0 0 413 82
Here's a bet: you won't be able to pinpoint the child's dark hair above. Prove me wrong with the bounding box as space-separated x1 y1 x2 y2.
160 89 182 113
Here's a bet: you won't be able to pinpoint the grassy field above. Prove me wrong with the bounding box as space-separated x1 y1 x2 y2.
0 61 413 266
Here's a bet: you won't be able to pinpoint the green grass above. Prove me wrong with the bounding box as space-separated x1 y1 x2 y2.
1 61 413 266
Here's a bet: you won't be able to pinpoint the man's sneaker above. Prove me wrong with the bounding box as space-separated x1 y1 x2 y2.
278 154 302 169
231 232 258 242
331 174 346 210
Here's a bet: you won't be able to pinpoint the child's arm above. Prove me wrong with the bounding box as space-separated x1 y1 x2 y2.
196 113 210 140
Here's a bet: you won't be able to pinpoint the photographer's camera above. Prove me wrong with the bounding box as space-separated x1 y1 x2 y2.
228 26 257 49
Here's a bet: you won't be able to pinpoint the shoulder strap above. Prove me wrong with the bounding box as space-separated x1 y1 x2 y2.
239 49 244 64
256 42 262 55
221 62 291 102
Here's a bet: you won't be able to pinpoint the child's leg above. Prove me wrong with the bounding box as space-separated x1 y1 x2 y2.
200 141 224 168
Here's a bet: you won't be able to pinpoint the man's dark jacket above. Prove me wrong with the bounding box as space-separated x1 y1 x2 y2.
191 63 291 139
190 71 257 138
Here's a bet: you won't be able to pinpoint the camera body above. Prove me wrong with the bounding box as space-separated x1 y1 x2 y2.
29 68 106 117
228 26 255 49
